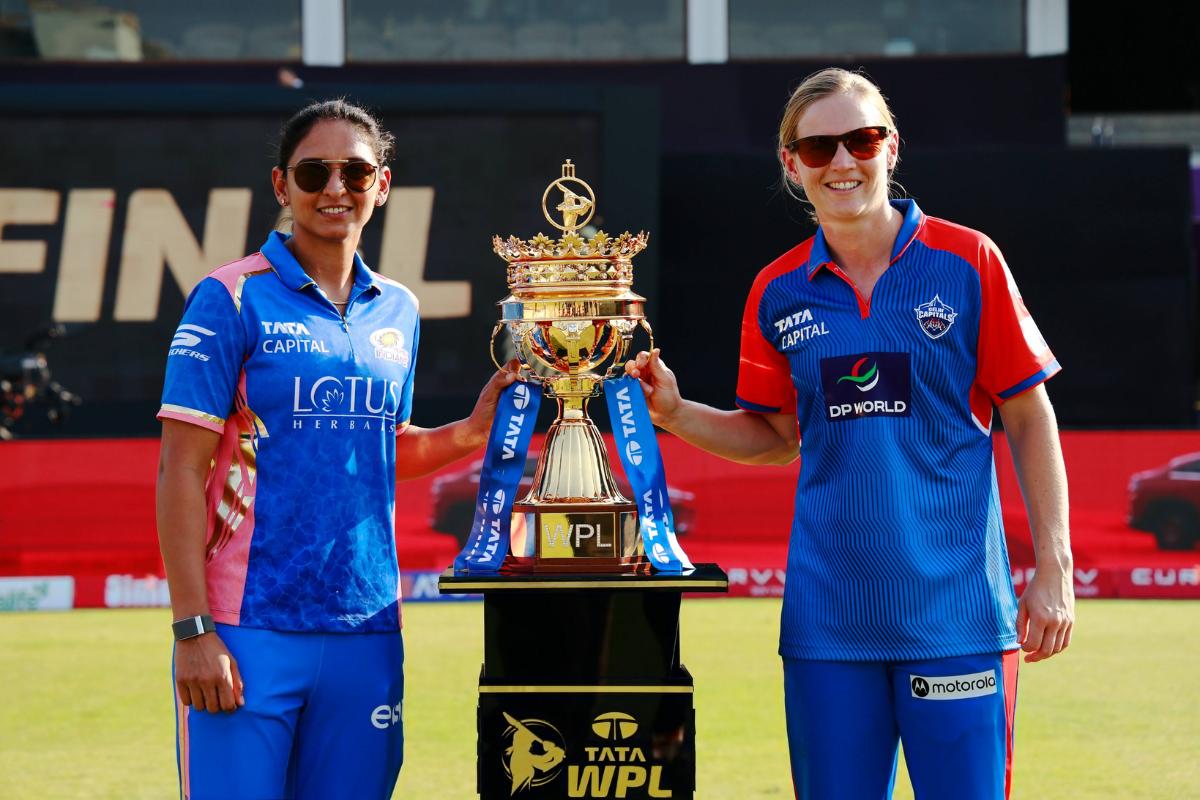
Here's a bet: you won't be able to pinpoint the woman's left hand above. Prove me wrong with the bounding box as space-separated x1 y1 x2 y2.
464 359 522 446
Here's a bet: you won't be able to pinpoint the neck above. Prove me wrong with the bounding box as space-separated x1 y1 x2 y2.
287 229 357 302
821 202 903 277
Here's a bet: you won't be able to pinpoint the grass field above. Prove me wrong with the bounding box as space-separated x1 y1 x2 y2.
1 599 1197 799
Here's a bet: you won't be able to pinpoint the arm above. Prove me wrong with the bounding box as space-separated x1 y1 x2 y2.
394 363 519 480
157 419 244 712
998 383 1074 663
626 349 798 466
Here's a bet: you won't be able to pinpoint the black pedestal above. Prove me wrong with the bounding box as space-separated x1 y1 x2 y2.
439 565 728 799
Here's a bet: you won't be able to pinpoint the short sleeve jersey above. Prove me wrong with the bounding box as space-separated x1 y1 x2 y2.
737 200 1060 661
158 232 420 633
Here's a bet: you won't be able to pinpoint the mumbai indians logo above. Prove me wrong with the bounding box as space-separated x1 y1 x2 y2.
914 295 958 340
592 711 638 740
512 382 530 410
369 327 410 366
836 357 880 392
502 713 567 795
624 440 643 466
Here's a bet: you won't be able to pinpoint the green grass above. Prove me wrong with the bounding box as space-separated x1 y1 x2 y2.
0 600 1197 798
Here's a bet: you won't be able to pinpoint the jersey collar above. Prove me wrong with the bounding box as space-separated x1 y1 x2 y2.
806 199 925 280
260 231 380 297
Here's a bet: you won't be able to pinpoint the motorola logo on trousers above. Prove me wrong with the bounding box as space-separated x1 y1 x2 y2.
910 670 998 700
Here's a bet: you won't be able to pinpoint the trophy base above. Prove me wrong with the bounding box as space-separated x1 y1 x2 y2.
505 500 645 574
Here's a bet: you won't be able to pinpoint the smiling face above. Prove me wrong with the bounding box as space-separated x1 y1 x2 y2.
780 91 898 227
271 119 391 246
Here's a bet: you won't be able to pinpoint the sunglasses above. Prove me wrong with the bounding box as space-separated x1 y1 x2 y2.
286 159 379 193
785 126 891 169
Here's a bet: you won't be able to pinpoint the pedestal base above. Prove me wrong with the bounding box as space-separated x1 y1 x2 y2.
440 566 727 800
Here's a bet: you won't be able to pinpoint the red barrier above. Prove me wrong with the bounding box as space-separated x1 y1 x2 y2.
3 431 1200 607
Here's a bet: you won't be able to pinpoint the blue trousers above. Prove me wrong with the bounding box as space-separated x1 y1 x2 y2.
783 651 1019 800
174 624 405 800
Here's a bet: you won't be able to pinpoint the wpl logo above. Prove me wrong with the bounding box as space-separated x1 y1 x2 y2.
502 713 567 795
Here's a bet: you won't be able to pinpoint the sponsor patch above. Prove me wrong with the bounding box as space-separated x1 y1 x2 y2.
910 670 998 700
820 352 911 421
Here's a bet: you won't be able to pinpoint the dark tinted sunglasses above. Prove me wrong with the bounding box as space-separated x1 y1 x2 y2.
287 159 379 193
785 126 890 168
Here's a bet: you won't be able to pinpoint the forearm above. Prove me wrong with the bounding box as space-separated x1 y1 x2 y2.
156 465 213 621
395 420 488 480
661 400 798 466
1003 394 1071 571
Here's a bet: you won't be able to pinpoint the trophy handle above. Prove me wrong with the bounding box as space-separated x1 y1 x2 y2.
491 322 551 385
601 318 656 380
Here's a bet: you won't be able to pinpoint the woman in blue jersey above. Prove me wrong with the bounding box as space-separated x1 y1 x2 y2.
156 100 517 800
626 68 1074 799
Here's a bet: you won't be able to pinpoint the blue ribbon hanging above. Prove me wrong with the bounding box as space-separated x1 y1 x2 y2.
453 380 542 573
604 375 694 573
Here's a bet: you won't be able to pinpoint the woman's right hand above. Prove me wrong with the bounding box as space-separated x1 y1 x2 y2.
624 348 682 429
175 632 244 713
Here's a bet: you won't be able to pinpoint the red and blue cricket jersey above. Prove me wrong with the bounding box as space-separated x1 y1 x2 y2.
738 200 1059 661
158 231 419 633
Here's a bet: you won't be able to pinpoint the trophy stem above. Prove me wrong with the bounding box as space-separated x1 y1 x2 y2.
524 395 627 503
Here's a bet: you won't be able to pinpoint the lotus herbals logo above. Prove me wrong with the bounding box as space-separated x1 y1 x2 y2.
820 352 912 422
502 713 567 795
914 295 958 340
836 357 880 392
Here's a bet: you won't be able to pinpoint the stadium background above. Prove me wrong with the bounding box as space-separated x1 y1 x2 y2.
0 1 1198 797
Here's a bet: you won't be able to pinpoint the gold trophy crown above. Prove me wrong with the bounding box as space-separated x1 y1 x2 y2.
490 160 653 573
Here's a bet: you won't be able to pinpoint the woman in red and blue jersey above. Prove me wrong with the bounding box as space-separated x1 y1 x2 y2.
157 100 517 800
626 68 1074 800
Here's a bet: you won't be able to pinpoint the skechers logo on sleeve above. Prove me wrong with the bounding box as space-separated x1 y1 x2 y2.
261 321 329 355
820 352 911 421
774 308 829 349
168 324 214 361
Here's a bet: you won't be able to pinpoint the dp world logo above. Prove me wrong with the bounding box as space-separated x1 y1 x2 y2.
592 711 638 741
911 676 930 697
624 440 643 466
512 382 530 410
836 357 880 392
501 712 567 795
489 489 506 515
914 295 958 340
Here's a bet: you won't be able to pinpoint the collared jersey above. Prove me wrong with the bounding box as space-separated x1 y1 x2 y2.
737 200 1060 661
159 231 419 633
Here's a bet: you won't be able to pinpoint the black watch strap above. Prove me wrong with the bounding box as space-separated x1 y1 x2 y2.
172 614 215 641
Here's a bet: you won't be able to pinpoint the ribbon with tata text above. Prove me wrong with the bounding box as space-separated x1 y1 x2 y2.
604 375 694 573
453 380 542 573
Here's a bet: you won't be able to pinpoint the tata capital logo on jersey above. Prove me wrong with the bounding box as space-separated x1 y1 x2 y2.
914 295 958 340
260 320 330 354
168 323 213 361
369 327 410 367
291 375 402 431
774 307 829 348
820 352 911 421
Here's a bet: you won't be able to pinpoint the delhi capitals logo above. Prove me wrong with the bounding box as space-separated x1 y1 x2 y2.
914 295 958 340
836 357 880 392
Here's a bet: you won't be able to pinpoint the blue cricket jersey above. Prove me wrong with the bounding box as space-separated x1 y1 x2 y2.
159 232 419 632
737 200 1060 660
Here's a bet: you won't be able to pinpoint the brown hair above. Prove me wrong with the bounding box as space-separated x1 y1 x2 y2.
777 68 900 205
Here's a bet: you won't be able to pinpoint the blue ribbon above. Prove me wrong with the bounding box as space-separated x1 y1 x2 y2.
604 375 694 573
453 380 542 573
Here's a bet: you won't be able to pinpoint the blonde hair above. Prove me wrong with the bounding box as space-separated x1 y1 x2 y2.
777 68 901 206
